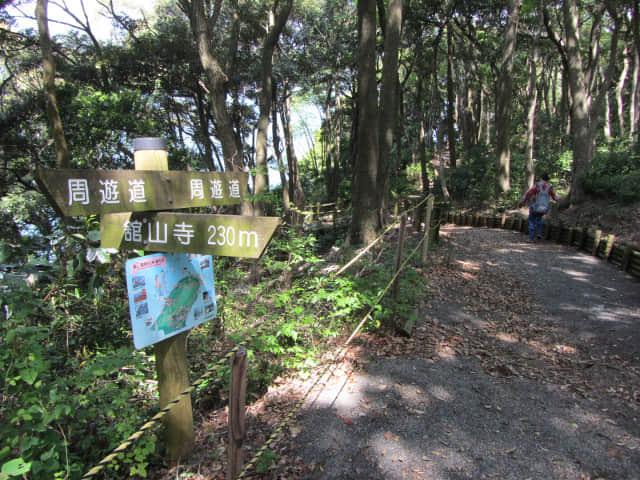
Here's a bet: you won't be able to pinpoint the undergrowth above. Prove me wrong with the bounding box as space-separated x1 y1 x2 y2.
0 221 430 479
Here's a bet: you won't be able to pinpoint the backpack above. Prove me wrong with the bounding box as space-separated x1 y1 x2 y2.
533 182 551 214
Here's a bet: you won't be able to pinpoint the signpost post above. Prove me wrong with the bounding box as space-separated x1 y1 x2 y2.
132 138 194 465
36 137 281 467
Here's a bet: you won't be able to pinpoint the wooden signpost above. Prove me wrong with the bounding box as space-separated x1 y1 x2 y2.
37 169 248 215
100 212 279 258
37 137 280 467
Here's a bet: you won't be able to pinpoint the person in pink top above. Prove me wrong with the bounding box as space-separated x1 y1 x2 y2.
519 172 558 243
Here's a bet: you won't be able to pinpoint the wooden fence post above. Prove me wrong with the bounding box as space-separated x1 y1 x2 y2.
604 234 615 261
421 195 434 264
622 244 633 271
228 347 248 480
134 137 195 465
392 215 407 301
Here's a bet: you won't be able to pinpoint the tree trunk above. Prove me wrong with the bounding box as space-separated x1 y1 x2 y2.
376 0 403 218
36 0 70 168
330 94 343 203
560 0 618 204
350 0 379 245
196 88 215 171
616 46 629 138
187 0 243 173
415 43 428 196
281 84 305 225
446 20 457 169
495 0 521 195
525 45 539 189
254 0 292 216
562 0 593 205
272 90 289 213
631 1 640 142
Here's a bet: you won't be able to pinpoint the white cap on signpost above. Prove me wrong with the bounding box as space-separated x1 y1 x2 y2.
132 137 168 170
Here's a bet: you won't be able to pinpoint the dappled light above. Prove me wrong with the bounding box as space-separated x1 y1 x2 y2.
2 0 640 475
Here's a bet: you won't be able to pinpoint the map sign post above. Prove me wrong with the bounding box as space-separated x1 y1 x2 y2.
130 138 195 464
36 137 281 465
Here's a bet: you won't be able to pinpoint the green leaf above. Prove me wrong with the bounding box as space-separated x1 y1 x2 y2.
1 458 32 476
87 230 101 242
19 368 38 385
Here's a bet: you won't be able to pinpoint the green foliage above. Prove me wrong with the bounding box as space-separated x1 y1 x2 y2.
0 227 158 479
583 145 640 202
442 145 496 203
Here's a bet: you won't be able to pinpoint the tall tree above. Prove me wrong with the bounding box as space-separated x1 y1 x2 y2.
495 0 521 194
376 0 403 215
445 18 457 169
545 0 619 204
280 82 306 225
350 0 379 244
254 0 292 216
524 42 539 189
36 0 70 168
181 0 243 173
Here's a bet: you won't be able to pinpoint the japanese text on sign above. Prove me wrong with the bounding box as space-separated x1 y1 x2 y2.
37 169 249 216
101 212 281 259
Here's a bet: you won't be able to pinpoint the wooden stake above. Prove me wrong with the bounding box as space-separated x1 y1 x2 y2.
228 347 248 480
604 234 615 260
392 215 407 301
421 195 434 264
592 230 602 257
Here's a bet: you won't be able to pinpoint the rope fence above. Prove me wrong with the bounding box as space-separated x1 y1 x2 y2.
238 196 435 478
80 194 439 479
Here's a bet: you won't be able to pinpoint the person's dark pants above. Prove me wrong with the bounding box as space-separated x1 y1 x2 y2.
528 205 544 240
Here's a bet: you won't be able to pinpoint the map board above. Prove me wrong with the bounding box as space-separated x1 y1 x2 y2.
125 253 217 349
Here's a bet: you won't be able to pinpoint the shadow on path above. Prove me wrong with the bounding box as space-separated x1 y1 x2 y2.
295 226 640 480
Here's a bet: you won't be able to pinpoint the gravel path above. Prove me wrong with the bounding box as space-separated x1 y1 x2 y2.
294 225 640 480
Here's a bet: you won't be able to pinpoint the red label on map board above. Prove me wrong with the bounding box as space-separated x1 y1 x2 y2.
130 255 167 274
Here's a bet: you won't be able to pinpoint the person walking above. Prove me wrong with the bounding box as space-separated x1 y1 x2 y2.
519 172 558 243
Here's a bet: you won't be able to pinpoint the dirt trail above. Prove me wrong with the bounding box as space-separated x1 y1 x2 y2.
293 225 640 480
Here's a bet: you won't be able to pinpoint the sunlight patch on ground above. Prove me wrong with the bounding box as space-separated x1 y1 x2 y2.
496 332 519 344
557 254 601 265
435 343 458 361
553 344 577 355
370 433 473 479
562 269 590 279
428 384 454 402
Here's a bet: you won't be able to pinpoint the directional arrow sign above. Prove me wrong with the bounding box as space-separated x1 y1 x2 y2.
36 169 248 216
101 212 281 259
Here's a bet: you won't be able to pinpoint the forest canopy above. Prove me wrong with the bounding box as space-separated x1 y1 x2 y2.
1 0 639 244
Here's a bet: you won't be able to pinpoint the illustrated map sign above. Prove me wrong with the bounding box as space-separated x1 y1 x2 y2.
125 253 217 349
101 212 280 258
37 169 248 216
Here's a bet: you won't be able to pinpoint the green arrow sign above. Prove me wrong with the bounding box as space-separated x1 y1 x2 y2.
101 212 280 259
37 169 248 216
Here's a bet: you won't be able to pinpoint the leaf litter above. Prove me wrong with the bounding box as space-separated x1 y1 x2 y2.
156 226 640 479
